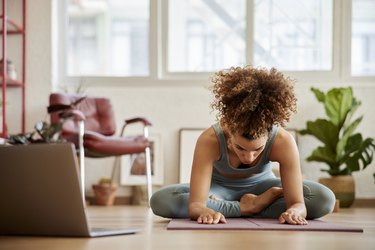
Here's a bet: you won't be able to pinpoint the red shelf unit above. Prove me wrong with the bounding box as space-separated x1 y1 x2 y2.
0 0 26 138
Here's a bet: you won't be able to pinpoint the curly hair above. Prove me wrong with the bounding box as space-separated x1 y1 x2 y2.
210 65 297 139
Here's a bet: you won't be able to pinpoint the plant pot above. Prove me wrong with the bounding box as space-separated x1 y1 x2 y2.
92 183 118 206
319 175 355 208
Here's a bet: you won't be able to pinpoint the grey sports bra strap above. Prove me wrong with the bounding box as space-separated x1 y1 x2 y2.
212 123 227 161
262 125 279 160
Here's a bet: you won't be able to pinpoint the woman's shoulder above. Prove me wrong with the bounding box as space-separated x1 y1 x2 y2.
195 126 221 158
197 126 218 145
270 127 299 160
273 127 297 147
275 127 296 141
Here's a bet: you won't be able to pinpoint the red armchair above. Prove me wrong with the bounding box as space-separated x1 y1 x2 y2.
49 93 153 205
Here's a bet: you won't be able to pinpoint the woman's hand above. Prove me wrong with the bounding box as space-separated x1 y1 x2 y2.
196 208 227 224
278 208 308 225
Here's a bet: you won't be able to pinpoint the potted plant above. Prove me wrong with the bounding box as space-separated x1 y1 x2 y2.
92 176 118 206
91 156 121 206
299 87 375 207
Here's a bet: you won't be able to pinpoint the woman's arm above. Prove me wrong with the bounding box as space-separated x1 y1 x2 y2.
271 127 307 225
188 128 227 224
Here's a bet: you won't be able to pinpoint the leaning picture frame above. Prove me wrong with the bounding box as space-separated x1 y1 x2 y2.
120 134 163 186
179 128 204 183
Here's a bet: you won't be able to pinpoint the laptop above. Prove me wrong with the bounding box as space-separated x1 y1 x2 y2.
0 143 140 237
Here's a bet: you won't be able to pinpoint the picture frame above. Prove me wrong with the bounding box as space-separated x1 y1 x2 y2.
179 128 204 183
120 134 163 186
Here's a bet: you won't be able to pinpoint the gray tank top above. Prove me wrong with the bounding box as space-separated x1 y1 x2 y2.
211 123 278 182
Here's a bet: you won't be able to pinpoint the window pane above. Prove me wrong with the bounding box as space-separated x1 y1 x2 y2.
352 0 375 76
168 0 246 72
253 0 332 71
67 0 149 77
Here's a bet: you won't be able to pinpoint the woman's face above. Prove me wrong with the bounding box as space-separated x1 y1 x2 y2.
229 133 268 165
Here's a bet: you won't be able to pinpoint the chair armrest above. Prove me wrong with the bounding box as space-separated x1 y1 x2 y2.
124 117 152 126
120 117 152 137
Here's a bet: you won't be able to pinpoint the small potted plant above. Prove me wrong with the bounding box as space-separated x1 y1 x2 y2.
91 156 122 206
92 176 118 206
299 87 375 207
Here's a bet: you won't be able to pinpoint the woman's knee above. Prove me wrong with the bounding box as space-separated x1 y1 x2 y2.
150 184 190 218
303 180 335 219
150 189 168 217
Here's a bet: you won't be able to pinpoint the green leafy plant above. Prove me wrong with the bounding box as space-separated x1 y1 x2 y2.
299 87 375 182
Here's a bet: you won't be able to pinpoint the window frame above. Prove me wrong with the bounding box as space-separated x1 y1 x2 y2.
341 0 375 83
56 0 375 89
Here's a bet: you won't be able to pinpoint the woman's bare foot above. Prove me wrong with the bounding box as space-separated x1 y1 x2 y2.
209 194 223 201
240 187 283 216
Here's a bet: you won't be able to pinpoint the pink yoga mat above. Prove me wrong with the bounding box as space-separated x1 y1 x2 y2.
167 218 363 232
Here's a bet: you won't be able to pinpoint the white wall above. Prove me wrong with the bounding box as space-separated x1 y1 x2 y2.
13 0 374 198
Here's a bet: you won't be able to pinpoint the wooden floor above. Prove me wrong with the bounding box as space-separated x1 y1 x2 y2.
0 204 374 250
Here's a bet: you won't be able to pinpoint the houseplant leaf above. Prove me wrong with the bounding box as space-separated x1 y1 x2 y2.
299 119 339 152
324 88 353 127
306 146 338 173
336 116 363 159
344 97 361 128
344 136 375 173
311 87 325 103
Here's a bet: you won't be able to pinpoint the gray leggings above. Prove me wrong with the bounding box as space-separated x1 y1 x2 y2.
150 174 335 219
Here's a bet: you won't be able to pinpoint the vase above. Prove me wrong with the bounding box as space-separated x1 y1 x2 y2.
319 175 355 208
92 183 118 206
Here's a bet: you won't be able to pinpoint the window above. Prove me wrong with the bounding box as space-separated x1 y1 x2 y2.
167 0 246 72
62 0 374 81
351 0 375 76
167 0 332 73
68 17 98 75
66 0 149 76
253 0 333 71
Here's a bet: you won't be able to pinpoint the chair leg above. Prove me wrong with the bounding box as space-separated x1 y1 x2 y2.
144 126 153 207
78 120 86 206
145 146 152 207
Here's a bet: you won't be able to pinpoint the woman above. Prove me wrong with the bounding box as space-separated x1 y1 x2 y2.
151 66 335 225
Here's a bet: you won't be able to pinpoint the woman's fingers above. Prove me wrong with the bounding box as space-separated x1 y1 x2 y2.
197 212 226 224
279 211 308 225
213 212 227 224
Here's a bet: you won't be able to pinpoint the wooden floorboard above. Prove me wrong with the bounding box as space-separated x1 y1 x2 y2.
0 204 374 250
